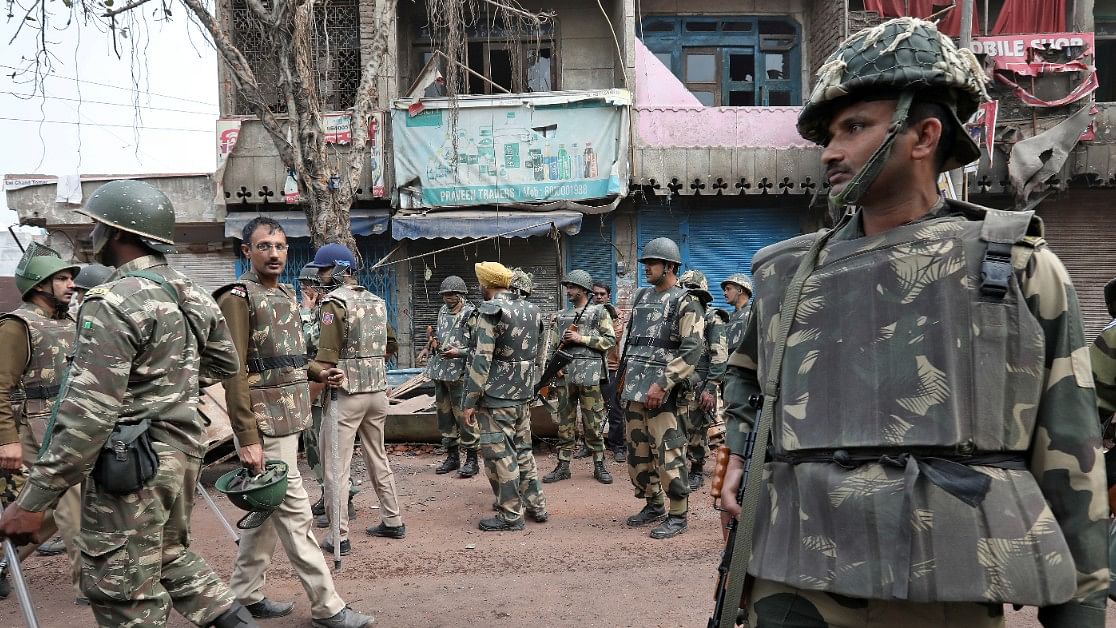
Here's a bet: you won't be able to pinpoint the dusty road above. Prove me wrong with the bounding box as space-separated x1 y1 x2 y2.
2 445 1111 627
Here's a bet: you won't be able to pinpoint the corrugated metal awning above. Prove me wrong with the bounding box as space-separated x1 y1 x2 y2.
223 210 389 239
390 210 582 240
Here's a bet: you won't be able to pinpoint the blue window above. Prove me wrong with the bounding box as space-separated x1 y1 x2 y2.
640 16 802 106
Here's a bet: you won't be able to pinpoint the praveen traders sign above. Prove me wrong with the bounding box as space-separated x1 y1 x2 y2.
392 90 631 208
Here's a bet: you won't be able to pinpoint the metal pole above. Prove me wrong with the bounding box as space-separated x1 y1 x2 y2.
951 0 976 202
4 539 39 628
329 388 342 571
196 481 240 544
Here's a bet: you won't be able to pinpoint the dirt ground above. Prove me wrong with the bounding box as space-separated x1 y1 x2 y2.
2 445 1112 627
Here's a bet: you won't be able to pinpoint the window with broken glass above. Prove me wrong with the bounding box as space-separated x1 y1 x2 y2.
640 16 801 107
414 22 558 96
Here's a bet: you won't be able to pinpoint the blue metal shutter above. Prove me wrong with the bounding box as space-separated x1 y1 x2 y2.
687 207 801 310
637 203 689 288
565 214 615 298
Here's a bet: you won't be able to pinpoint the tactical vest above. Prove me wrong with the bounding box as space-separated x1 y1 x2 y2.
554 302 607 387
619 285 690 403
426 302 475 382
217 274 311 437
479 292 540 402
1 304 73 421
746 204 1073 605
725 306 749 353
693 308 727 382
326 284 388 394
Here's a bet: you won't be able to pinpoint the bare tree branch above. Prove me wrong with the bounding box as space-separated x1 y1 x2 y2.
102 0 158 18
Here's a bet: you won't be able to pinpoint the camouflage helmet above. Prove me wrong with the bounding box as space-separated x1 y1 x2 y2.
638 237 682 265
74 263 115 291
720 272 753 296
215 460 289 529
15 243 80 298
679 269 713 306
76 180 176 254
509 268 534 296
562 269 593 292
799 18 989 207
439 275 468 295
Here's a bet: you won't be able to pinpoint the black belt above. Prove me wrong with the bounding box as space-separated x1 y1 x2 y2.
11 385 60 401
628 337 680 350
773 448 1027 598
246 355 309 373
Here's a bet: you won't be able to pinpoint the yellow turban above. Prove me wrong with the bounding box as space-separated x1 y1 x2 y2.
475 261 513 288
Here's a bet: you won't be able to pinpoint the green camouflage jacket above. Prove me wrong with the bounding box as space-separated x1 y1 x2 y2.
301 306 320 359
548 302 615 387
426 302 476 382
463 290 546 408
691 308 728 396
1090 319 1116 420
618 285 705 404
722 202 1108 624
317 284 391 394
17 255 239 513
725 305 750 352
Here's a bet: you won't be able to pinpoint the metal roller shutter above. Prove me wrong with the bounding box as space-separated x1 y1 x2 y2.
565 214 616 297
166 251 236 292
409 237 560 357
1037 199 1116 340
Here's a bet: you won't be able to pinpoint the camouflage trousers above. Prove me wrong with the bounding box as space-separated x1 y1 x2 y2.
477 402 546 523
77 440 235 627
624 400 690 515
434 378 479 450
555 382 606 461
746 578 1005 627
683 390 712 465
19 416 82 595
305 403 359 498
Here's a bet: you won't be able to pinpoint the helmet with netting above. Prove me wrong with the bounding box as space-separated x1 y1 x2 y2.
562 269 593 292
510 268 534 296
439 275 468 295
720 272 753 296
679 269 713 306
798 17 989 171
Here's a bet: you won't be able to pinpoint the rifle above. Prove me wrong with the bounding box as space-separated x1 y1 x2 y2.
534 302 589 395
709 433 756 628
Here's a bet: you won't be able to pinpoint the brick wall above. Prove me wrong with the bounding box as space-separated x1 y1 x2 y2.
807 0 847 87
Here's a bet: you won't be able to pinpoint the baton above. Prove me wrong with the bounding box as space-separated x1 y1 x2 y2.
4 539 39 628
196 482 240 545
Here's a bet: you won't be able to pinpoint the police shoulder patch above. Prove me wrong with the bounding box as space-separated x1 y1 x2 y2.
230 286 248 298
322 312 335 326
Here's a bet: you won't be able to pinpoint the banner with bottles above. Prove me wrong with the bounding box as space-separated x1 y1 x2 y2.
391 90 631 208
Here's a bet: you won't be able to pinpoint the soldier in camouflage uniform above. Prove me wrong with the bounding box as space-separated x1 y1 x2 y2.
462 262 548 531
1089 278 1116 506
719 18 1109 627
422 275 479 478
541 269 616 485
309 244 405 553
719 273 751 352
677 270 727 490
618 237 705 539
0 180 258 627
0 246 83 599
217 218 372 627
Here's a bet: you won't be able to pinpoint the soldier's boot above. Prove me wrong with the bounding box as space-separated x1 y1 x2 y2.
435 446 460 475
542 459 571 483
207 602 260 628
312 607 375 628
625 502 667 527
592 459 613 484
649 513 688 539
457 448 479 478
311 494 326 517
0 569 9 599
572 442 592 459
688 461 705 490
478 516 525 531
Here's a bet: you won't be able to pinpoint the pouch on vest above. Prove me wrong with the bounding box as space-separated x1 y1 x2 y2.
92 419 159 494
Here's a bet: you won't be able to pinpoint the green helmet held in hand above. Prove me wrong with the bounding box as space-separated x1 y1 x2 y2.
215 460 289 529
562 269 593 293
15 243 80 298
76 180 177 256
638 237 682 265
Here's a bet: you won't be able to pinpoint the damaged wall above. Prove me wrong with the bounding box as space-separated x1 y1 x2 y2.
807 0 847 81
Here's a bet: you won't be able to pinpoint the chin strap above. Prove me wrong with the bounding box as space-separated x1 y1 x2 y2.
828 90 916 216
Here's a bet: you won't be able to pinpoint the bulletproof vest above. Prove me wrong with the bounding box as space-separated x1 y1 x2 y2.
327 284 388 394
746 205 1069 605
725 306 749 352
694 308 727 381
1 304 73 421
480 292 541 402
219 273 311 437
426 302 475 382
620 285 688 401
554 302 606 387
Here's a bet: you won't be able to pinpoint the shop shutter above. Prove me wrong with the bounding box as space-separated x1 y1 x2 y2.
688 206 802 310
1037 200 1116 340
167 251 236 292
565 214 615 296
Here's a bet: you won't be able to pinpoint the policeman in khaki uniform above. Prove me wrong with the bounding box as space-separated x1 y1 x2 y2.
462 262 548 531
618 237 705 540
309 244 405 554
216 218 372 628
718 273 751 352
0 180 258 627
0 246 83 600
677 270 727 490
422 275 479 478
719 18 1109 627
541 269 615 485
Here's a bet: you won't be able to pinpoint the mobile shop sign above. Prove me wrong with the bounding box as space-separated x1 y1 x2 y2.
970 33 1094 73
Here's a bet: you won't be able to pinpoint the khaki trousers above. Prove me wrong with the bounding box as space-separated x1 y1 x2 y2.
20 417 82 595
230 433 345 619
320 390 402 541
